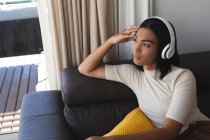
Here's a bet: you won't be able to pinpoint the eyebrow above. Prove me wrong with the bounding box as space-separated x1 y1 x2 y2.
142 40 154 43
133 29 155 44
134 38 154 44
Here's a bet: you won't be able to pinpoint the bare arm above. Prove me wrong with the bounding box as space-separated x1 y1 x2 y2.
86 118 182 140
78 39 112 79
78 25 138 79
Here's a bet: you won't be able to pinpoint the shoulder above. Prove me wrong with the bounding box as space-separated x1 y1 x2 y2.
169 66 196 87
105 64 143 83
171 66 195 79
105 64 142 77
106 64 139 72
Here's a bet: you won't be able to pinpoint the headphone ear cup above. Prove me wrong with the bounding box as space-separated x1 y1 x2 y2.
161 44 170 59
165 44 175 59
161 43 175 59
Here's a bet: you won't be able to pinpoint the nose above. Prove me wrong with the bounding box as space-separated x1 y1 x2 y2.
133 43 142 54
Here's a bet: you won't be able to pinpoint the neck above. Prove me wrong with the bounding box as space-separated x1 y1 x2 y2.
143 65 156 71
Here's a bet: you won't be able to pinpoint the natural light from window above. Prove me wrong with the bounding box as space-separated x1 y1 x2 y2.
0 0 38 21
0 0 37 10
0 0 37 5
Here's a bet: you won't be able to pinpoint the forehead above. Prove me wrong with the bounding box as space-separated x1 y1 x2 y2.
136 28 158 42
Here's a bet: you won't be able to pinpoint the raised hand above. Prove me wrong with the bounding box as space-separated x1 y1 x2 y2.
108 25 139 45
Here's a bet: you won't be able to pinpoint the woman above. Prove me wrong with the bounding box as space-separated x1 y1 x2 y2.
78 17 210 140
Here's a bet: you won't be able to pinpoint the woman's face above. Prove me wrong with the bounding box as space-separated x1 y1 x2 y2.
132 27 159 70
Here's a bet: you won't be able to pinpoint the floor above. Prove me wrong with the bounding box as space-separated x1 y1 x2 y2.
0 52 48 91
0 53 48 139
0 64 37 134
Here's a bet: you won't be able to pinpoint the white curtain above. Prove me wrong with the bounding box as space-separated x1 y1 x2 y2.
37 0 118 90
36 0 151 89
118 0 151 60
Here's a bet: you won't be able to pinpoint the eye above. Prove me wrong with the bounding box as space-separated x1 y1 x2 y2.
143 42 152 47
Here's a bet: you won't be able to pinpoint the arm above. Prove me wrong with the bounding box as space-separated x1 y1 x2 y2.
86 118 182 140
78 25 138 79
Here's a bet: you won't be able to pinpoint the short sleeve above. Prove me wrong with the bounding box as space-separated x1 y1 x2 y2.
105 64 137 87
105 65 119 82
166 70 197 124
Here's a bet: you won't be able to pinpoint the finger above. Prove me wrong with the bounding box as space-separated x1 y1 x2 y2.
121 34 135 39
121 25 139 32
124 25 139 33
122 28 139 35
127 35 136 42
118 34 136 44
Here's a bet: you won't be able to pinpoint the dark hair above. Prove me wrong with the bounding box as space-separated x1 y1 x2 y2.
134 18 179 79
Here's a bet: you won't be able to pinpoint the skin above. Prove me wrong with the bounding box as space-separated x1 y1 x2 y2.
132 28 158 70
78 25 183 140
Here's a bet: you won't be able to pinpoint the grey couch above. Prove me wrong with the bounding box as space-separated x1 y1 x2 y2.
19 51 210 140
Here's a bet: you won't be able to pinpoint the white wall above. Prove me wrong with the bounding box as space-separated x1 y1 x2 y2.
153 0 210 54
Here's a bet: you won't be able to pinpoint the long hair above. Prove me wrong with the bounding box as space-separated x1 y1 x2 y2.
135 17 179 79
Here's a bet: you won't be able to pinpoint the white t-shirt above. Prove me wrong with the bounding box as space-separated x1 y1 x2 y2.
105 64 209 132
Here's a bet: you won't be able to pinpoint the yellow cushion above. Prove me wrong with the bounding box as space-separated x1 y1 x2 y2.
104 107 155 136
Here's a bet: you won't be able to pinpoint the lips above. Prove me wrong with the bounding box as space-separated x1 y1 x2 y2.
134 55 141 60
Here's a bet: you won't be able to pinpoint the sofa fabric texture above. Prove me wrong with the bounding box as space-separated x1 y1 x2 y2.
18 91 73 140
19 51 210 140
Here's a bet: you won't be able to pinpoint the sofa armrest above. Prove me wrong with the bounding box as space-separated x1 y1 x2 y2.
19 90 73 140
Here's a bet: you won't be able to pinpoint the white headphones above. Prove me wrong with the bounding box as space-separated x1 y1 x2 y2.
148 16 176 59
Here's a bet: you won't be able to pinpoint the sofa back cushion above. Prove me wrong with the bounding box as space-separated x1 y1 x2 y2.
61 67 136 106
179 51 210 117
179 51 210 91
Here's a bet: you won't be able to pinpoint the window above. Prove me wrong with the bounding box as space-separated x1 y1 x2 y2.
0 0 38 24
0 0 36 7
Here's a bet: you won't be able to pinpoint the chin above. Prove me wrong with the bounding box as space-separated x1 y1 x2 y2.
133 59 143 66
